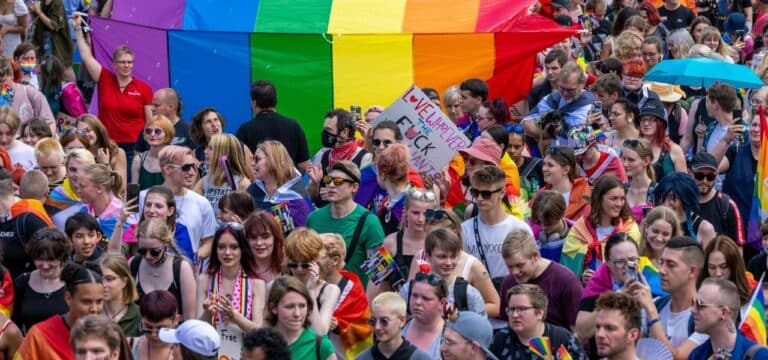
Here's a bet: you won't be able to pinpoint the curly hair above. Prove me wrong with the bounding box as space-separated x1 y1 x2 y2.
595 291 643 331
375 143 409 184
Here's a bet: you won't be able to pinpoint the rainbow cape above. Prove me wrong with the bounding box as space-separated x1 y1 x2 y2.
560 217 641 277
45 178 80 211
747 106 768 250
334 270 374 359
739 274 766 345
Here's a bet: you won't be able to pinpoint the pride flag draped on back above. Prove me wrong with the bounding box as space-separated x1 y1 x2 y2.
747 105 768 250
739 274 766 345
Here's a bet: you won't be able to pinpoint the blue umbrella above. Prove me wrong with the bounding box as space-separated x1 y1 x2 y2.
644 57 763 89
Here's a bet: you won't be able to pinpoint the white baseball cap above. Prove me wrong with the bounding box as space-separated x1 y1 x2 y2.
158 320 220 356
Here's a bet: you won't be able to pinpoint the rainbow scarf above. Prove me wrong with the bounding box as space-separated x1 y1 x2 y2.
208 269 253 324
747 106 768 250
334 270 374 359
560 217 641 277
46 178 80 211
582 257 666 300
739 274 766 345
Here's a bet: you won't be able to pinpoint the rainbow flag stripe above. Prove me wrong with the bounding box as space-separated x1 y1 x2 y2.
556 344 573 360
740 275 767 345
748 106 768 249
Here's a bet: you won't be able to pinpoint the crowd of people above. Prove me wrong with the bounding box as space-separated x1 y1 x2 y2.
1 0 768 359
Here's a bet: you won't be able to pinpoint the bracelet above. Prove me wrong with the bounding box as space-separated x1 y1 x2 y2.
646 317 660 330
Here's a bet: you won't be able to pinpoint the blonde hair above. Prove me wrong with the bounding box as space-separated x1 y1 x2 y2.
256 140 295 186
144 115 175 144
372 291 407 318
136 218 183 258
99 254 138 304
208 134 253 187
34 137 64 160
65 148 96 168
76 114 120 161
639 206 682 258
82 163 122 195
112 45 133 60
0 107 20 132
159 145 195 168
501 229 539 259
700 26 730 58
285 227 325 263
622 138 655 180
615 30 644 61
320 233 346 265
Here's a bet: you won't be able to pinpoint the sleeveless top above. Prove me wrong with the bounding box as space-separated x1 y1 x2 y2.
395 230 415 280
652 148 675 182
203 175 242 217
130 256 185 315
722 146 756 232
138 152 165 191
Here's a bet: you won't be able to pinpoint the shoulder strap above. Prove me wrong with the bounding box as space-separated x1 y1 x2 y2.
130 256 141 278
406 280 414 316
473 217 492 273
745 343 768 360
15 212 29 245
320 149 331 175
653 295 671 313
716 192 731 217
395 230 404 267
172 256 182 289
454 277 469 311
337 277 350 295
351 149 368 166
345 211 369 263
315 334 322 360
316 282 328 309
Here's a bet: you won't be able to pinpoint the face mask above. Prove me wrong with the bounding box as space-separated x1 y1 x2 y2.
20 62 35 74
321 130 337 148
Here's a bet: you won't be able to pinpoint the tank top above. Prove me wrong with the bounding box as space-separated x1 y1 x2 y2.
652 149 675 182
138 152 165 191
131 256 185 315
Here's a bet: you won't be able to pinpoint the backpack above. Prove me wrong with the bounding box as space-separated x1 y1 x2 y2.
406 276 470 315
653 295 695 336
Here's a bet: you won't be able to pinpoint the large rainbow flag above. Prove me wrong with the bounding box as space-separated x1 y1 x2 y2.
747 106 768 249
90 0 575 152
740 274 766 345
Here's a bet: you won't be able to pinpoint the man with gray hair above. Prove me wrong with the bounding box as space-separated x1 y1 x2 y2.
134 88 195 153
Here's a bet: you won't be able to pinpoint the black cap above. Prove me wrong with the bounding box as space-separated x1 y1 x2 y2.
689 152 718 171
554 15 573 26
639 97 667 123
551 0 571 9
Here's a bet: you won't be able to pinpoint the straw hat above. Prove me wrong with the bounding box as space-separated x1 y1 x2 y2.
647 82 686 103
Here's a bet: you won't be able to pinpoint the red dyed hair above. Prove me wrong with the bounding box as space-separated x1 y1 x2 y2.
638 1 661 26
375 143 410 184
623 58 647 77
482 98 512 124
243 211 284 274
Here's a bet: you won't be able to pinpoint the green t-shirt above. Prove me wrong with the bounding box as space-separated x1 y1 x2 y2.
289 327 334 360
306 204 384 286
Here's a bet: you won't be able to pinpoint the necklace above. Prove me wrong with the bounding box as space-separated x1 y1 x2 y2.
104 305 127 320
147 251 168 277
146 339 174 360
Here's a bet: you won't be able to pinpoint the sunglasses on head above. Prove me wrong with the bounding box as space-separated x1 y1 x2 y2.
414 272 442 285
137 247 163 257
144 127 163 136
371 139 393 147
217 221 245 236
170 163 197 172
64 129 88 137
409 189 436 201
505 123 524 134
693 172 717 181
287 262 311 269
323 175 355 186
623 139 641 148
469 187 503 199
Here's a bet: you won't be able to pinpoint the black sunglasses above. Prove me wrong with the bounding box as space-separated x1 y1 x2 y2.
371 139 393 147
623 139 641 148
170 163 197 172
469 187 503 199
217 221 245 236
425 208 449 220
137 247 163 257
414 272 442 286
693 172 717 182
368 316 391 327
287 262 311 269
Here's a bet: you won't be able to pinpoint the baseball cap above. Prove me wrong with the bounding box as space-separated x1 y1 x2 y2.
445 311 499 360
567 126 598 155
158 320 220 357
551 0 571 9
459 138 501 166
689 152 718 171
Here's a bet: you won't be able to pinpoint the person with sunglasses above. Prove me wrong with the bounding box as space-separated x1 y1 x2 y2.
531 146 591 222
367 188 437 300
308 160 385 287
284 228 340 336
652 172 717 246
129 290 182 360
490 284 586 360
402 270 449 359
690 153 746 246
247 140 313 235
129 218 196 320
140 145 216 263
197 222 265 358
688 278 768 360
357 292 430 360
131 115 175 191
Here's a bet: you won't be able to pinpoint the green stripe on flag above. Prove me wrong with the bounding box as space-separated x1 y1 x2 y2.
255 0 332 33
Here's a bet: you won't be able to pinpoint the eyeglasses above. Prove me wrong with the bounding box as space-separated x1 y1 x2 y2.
414 272 442 286
409 189 436 201
144 127 164 136
693 172 717 182
64 129 88 136
137 247 163 257
505 306 535 315
169 163 197 172
639 117 657 124
323 176 355 186
287 262 311 270
469 187 504 199
371 139 393 147
693 298 723 310
368 316 391 327
217 222 245 237
505 123 524 134
609 257 639 267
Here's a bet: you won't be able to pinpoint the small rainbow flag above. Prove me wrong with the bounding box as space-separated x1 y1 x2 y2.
361 246 400 285
528 336 552 360
747 105 768 250
555 344 572 360
739 274 766 345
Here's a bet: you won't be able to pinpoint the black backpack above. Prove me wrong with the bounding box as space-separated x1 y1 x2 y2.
406 276 470 315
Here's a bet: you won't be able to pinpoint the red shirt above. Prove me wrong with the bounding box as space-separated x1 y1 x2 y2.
97 67 152 143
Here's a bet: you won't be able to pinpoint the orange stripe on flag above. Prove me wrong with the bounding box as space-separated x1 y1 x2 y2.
402 0 479 33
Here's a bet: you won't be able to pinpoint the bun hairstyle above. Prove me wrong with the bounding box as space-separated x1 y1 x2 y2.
60 262 102 295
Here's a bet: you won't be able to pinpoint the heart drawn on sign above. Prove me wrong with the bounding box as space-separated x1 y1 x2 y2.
409 95 418 103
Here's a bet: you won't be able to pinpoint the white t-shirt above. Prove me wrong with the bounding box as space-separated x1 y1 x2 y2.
139 188 216 254
7 140 36 170
658 302 709 347
461 214 533 278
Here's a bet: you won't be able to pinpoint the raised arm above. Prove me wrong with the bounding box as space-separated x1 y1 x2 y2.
72 13 102 82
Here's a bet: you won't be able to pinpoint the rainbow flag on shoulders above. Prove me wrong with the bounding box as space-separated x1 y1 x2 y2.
747 106 768 250
739 274 766 345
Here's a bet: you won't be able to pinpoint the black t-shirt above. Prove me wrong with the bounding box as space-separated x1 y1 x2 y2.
747 253 767 282
236 111 310 166
698 192 741 244
0 213 50 279
658 5 695 31
12 272 69 333
527 81 554 111
134 120 196 153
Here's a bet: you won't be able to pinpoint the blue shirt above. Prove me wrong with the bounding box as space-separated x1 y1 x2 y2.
688 331 768 360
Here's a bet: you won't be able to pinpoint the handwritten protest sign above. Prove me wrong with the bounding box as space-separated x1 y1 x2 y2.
371 85 471 174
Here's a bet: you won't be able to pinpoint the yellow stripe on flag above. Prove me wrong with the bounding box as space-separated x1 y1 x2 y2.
332 34 414 111
327 0 406 34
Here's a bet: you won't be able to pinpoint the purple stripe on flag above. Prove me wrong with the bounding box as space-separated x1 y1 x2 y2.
112 0 185 29
90 17 169 91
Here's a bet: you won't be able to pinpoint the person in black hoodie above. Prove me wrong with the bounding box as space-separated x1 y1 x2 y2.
357 292 430 360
